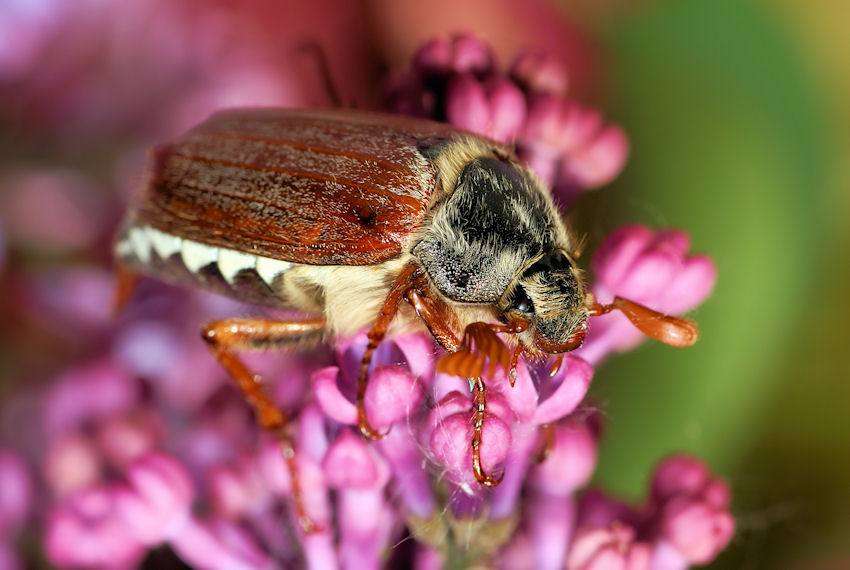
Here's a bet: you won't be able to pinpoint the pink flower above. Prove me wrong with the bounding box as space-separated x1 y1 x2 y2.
531 418 598 495
445 74 527 143
517 95 629 201
524 416 599 570
113 454 194 545
412 34 495 78
311 333 428 430
650 456 735 566
385 33 629 202
324 431 394 570
574 455 735 570
169 515 277 570
0 449 31 536
510 51 570 96
45 487 146 570
567 525 651 570
578 225 717 365
428 390 514 490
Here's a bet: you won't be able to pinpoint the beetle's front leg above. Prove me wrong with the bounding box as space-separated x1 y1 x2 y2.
201 317 326 533
402 284 504 487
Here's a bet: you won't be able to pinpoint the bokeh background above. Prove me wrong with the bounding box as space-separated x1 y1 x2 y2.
1 0 847 568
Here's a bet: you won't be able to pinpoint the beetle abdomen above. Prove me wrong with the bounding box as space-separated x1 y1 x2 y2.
115 220 404 334
115 221 296 307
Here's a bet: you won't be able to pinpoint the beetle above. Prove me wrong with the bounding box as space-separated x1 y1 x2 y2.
114 107 697 493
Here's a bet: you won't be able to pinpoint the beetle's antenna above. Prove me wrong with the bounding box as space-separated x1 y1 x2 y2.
588 296 698 347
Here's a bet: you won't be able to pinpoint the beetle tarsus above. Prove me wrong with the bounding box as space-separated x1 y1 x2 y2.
276 430 323 535
356 403 387 440
471 378 504 487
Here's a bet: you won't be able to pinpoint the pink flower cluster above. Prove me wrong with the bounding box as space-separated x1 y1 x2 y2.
570 455 735 570
385 34 629 204
0 16 732 570
0 223 723 569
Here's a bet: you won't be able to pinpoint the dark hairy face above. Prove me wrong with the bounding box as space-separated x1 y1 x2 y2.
500 250 588 353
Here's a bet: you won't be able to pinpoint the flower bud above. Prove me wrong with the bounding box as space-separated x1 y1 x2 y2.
510 51 569 96
413 34 494 77
566 524 650 570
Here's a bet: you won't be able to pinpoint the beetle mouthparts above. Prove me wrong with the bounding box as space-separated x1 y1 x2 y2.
436 322 513 380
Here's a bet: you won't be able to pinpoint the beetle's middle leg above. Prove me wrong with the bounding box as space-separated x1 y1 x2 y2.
201 317 326 533
357 264 421 439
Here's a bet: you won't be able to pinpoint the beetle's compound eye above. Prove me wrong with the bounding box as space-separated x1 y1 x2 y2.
509 285 534 315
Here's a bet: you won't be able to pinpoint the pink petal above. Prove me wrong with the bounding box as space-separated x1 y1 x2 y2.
562 125 629 188
533 356 594 425
531 420 597 495
322 430 389 490
311 367 357 425
363 365 424 429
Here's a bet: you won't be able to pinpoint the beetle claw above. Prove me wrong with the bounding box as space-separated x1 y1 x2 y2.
357 401 388 440
472 443 504 487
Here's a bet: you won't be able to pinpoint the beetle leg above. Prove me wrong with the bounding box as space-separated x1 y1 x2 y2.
535 423 555 464
403 285 505 487
402 285 462 353
201 317 326 533
509 344 524 387
113 262 140 315
358 264 421 440
471 376 504 487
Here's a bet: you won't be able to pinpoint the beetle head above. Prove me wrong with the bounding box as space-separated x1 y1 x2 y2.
499 250 588 354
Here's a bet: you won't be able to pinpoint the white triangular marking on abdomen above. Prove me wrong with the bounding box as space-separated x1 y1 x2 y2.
255 256 292 288
114 238 132 258
181 240 218 273
217 248 257 283
148 227 183 259
128 226 152 264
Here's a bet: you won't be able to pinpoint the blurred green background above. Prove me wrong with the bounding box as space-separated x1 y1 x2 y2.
567 0 850 567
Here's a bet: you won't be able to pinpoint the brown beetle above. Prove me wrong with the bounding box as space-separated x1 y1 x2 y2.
114 108 697 496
